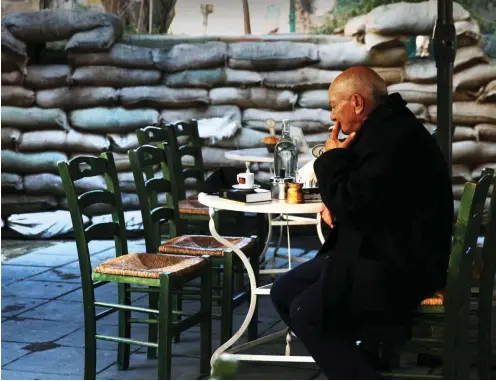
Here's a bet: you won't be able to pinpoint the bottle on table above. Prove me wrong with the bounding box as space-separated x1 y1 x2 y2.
274 119 298 180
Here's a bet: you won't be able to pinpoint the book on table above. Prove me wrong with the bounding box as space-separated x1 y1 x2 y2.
220 188 271 203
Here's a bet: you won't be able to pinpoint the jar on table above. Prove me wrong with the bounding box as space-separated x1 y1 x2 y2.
286 182 304 204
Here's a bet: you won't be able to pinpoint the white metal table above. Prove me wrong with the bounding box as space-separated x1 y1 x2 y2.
225 148 322 274
198 193 325 370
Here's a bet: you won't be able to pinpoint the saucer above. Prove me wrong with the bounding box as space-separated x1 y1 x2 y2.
232 184 260 190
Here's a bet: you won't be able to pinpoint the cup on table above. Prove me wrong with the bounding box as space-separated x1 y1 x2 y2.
237 172 255 188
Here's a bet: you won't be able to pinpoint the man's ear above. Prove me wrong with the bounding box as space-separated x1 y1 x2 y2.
351 94 365 115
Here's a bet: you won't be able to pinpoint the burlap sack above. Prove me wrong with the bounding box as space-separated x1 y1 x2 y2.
317 41 406 69
475 124 496 142
181 146 239 169
363 33 407 51
453 126 476 142
471 163 496 180
406 103 428 121
1 127 21 150
1 86 35 107
261 68 341 90
119 86 210 108
228 42 318 70
72 66 162 87
165 68 263 88
1 195 58 217
1 106 69 131
452 141 496 165
388 83 473 105
154 42 227 72
1 173 23 192
305 131 329 145
108 133 139 153
70 107 159 133
364 1 469 36
2 150 67 173
452 164 472 183
455 20 481 46
243 108 330 132
23 173 65 196
429 103 496 125
36 87 119 109
69 43 154 69
297 90 329 109
371 67 403 85
161 105 242 126
208 127 266 149
1 71 23 86
18 129 110 153
209 87 297 110
344 14 367 37
476 79 496 103
453 63 496 91
24 65 71 89
1 51 27 74
73 175 107 193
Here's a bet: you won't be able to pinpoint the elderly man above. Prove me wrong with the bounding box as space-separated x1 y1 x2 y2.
270 67 454 379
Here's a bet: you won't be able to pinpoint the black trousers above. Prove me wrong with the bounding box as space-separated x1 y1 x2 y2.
270 254 380 380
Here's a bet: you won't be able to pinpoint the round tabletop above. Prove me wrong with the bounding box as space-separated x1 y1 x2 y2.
198 192 324 214
225 148 314 164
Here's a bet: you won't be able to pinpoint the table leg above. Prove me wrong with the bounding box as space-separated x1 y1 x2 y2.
316 212 325 244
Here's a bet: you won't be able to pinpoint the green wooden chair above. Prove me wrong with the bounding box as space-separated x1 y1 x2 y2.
129 143 260 345
57 152 212 380
373 168 494 379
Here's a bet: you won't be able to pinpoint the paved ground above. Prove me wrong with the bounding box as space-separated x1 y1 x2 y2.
1 229 491 379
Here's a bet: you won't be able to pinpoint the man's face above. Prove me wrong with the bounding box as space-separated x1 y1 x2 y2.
328 89 363 135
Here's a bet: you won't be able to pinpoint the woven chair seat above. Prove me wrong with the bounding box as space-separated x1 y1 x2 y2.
420 290 445 306
94 253 205 279
179 196 209 215
158 235 256 257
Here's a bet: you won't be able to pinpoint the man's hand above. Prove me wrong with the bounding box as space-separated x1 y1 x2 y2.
321 206 334 228
324 121 356 152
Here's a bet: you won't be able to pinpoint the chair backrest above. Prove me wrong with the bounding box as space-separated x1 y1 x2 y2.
443 167 494 378
57 153 128 286
136 126 169 147
128 143 181 253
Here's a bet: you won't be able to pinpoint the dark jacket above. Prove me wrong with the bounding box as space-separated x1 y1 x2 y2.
313 93 454 333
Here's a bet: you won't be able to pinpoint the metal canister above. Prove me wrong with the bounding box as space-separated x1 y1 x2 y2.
286 182 304 204
270 177 290 200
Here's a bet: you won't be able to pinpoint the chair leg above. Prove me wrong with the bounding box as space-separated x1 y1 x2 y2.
84 300 97 379
221 253 234 345
248 252 259 342
213 267 222 307
117 283 131 370
147 289 159 359
200 257 213 376
158 274 173 380
173 290 182 343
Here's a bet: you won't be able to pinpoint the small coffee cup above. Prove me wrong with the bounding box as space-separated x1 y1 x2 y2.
237 172 255 188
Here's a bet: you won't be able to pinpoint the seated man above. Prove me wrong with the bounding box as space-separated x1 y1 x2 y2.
270 66 454 379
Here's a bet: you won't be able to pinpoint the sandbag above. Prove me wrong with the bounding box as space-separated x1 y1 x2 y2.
316 42 407 69
261 68 341 90
471 163 496 180
1 106 69 131
24 65 70 89
23 173 65 195
182 147 239 169
58 192 146 215
69 43 154 69
1 127 21 149
1 71 23 85
91 210 143 231
429 103 496 125
387 82 474 105
18 129 110 153
1 195 58 217
1 85 35 107
6 210 90 238
305 132 329 146
406 103 428 122
228 42 318 70
1 173 23 192
209 87 297 110
364 1 469 36
477 80 496 103
453 126 476 141
154 42 227 72
297 90 329 109
36 87 118 109
74 175 107 193
2 150 67 173
165 68 262 88
453 63 496 91
455 20 481 46
403 46 490 83
72 66 162 87
119 86 209 108
208 127 266 149
344 14 367 37
108 133 139 153
475 124 496 142
452 141 496 165
452 164 472 183
363 33 406 50
161 105 242 127
70 107 159 133
243 108 331 132
370 67 403 85
117 172 136 193
1 51 27 73
2 10 122 55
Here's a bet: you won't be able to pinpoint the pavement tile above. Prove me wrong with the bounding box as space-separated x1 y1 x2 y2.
2 280 80 300
1 342 30 366
235 361 320 379
1 369 81 380
2 297 49 317
3 346 116 376
25 266 82 284
1 265 52 287
4 253 78 267
28 240 114 257
17 300 85 322
1 318 81 343
57 283 143 303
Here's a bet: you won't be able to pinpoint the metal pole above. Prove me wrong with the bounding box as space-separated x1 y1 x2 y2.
432 0 456 175
242 0 252 34
289 0 296 32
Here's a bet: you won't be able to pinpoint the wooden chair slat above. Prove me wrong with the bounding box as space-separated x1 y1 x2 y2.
78 190 116 211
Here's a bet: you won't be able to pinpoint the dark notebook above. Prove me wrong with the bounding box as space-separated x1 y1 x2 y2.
219 188 271 203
